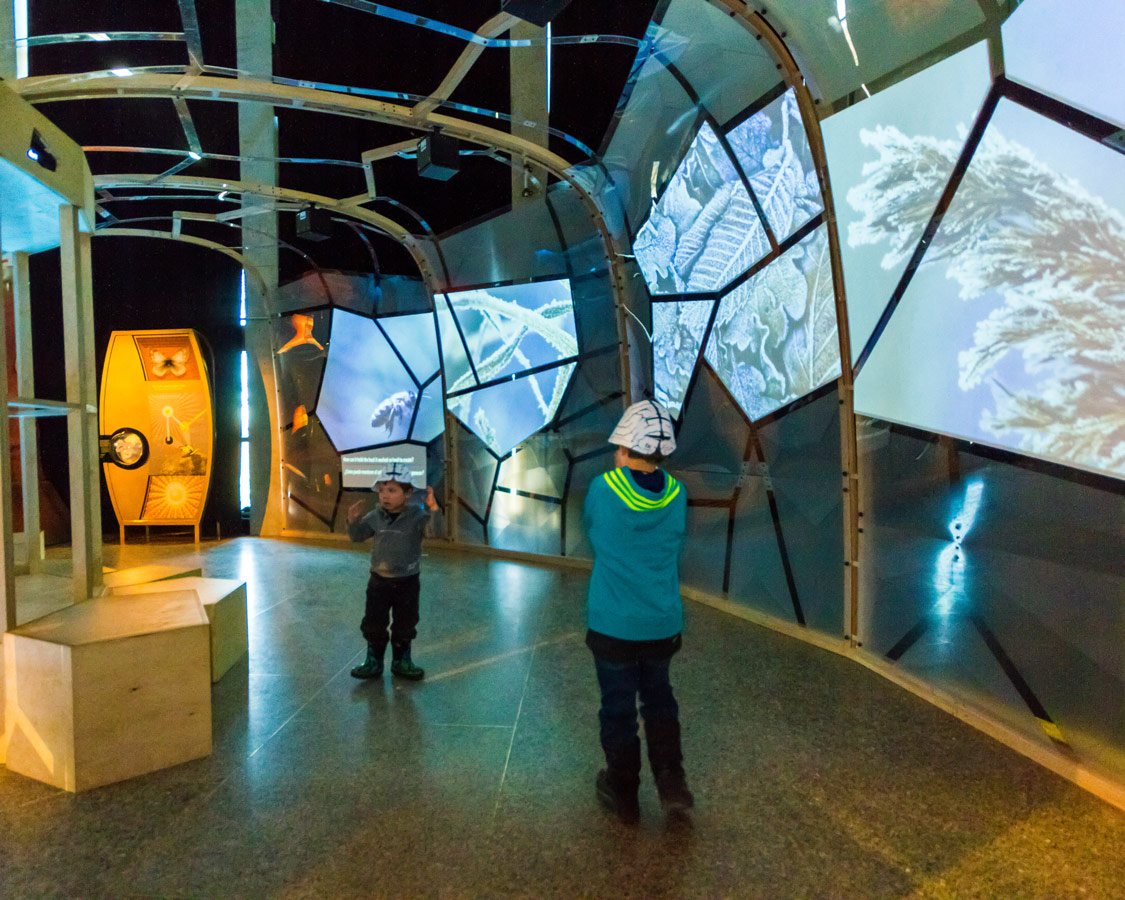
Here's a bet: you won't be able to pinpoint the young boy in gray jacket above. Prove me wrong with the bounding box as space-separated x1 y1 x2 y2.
347 463 442 680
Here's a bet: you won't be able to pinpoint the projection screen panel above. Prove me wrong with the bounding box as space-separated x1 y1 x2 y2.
703 225 840 422
634 121 770 295
317 310 417 452
652 299 714 417
821 42 991 364
854 99 1125 480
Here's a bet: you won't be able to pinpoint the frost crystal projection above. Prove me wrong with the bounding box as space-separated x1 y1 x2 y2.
317 309 443 452
652 300 714 417
634 122 770 294
727 89 823 241
851 100 1125 478
440 279 578 457
704 226 840 421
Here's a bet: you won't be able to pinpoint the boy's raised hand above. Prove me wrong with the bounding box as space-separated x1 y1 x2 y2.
347 499 366 524
424 486 439 511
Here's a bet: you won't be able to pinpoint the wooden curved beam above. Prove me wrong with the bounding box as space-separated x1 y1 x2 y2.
18 72 633 393
93 227 267 295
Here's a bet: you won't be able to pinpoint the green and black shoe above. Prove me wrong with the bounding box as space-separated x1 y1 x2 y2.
390 652 425 681
350 646 384 680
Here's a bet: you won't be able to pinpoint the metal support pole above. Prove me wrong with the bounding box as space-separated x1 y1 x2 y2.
60 204 102 602
0 243 17 630
12 251 40 574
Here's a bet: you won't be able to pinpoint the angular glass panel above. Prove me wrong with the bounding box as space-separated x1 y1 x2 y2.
854 100 1125 480
340 443 426 490
376 312 439 383
704 226 841 422
489 491 562 557
822 41 991 363
652 299 714 418
1004 0 1125 130
447 362 576 457
281 417 338 532
634 121 770 295
317 309 417 452
727 88 823 242
410 380 445 444
759 0 984 105
445 278 578 382
272 309 329 431
435 296 475 394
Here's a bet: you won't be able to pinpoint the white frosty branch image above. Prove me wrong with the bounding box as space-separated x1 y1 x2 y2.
848 119 1125 476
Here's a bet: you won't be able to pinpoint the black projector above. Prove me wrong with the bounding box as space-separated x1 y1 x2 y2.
295 206 333 241
417 131 459 181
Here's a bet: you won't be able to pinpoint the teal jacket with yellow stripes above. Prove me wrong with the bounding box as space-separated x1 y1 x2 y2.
583 466 687 641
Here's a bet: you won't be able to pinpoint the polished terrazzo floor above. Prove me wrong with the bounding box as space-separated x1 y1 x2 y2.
3 536 1125 900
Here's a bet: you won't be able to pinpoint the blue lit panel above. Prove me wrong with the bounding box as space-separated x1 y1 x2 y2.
704 226 840 421
634 121 770 295
652 299 714 417
727 88 822 242
447 363 575 457
445 278 578 382
317 310 417 451
854 100 1125 480
436 297 475 393
377 312 440 382
411 381 445 443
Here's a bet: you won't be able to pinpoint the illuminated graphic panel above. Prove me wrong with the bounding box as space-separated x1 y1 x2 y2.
411 381 445 443
652 299 714 417
99 329 213 529
727 88 822 242
445 279 577 383
341 443 425 489
634 121 770 295
376 312 440 381
1004 0 1125 130
318 309 417 451
822 42 991 362
448 363 575 457
855 100 1125 479
704 226 840 421
435 297 475 391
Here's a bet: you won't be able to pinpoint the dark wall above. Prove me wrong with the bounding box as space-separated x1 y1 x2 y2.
30 238 246 541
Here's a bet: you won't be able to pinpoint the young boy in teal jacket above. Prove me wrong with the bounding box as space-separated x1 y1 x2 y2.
584 399 693 823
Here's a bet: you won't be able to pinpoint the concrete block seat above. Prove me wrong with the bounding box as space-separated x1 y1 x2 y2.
2 591 211 792
110 577 248 682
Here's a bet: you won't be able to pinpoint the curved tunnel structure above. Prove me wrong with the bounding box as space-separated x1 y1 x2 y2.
2 0 1123 818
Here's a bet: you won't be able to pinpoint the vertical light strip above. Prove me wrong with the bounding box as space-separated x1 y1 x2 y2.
15 0 28 77
239 269 250 510
546 22 552 115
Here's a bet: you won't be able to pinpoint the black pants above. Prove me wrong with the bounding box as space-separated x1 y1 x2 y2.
360 572 420 653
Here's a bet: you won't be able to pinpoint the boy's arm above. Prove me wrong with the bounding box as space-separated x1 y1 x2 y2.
422 486 444 538
346 501 376 542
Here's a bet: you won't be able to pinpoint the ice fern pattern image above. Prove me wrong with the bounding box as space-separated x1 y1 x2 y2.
653 300 714 416
849 121 1125 476
442 281 578 456
704 227 840 421
726 88 823 241
634 122 770 294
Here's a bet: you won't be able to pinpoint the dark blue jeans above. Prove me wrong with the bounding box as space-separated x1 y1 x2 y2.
593 655 679 752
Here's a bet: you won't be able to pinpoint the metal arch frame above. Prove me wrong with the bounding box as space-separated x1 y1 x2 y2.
92 227 267 295
701 0 861 645
21 72 634 401
91 174 439 286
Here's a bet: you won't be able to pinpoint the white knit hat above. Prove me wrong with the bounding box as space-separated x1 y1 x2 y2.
608 400 677 456
374 462 415 487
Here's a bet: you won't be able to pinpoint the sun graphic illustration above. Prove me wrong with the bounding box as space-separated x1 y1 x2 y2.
142 476 206 520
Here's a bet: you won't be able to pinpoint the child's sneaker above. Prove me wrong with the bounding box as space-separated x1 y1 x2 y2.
350 646 383 679
391 654 425 680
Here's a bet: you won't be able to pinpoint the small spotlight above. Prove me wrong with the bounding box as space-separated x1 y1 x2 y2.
188 151 202 161
110 67 133 77
90 32 111 42
27 130 57 172
217 190 229 201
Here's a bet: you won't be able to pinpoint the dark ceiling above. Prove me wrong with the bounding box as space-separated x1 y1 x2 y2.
26 0 661 279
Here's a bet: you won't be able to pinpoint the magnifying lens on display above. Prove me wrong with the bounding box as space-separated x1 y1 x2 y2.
99 427 150 470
